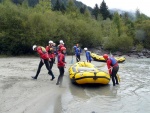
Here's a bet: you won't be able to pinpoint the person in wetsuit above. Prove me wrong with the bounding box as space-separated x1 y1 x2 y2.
103 54 119 86
32 45 55 80
56 47 66 86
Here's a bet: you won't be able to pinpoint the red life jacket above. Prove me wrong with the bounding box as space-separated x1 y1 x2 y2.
57 52 65 67
46 46 54 59
37 46 49 60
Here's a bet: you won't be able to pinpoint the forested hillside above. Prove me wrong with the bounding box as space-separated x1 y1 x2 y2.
0 0 150 55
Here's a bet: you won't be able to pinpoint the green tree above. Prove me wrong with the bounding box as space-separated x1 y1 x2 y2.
66 0 80 18
83 7 91 18
34 0 51 13
122 12 135 38
66 0 77 12
28 0 39 7
80 5 86 14
53 0 61 11
113 12 124 36
99 0 110 20
60 3 66 13
92 4 99 20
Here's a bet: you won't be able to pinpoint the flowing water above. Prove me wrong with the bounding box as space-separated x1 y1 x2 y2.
56 57 150 113
0 57 150 113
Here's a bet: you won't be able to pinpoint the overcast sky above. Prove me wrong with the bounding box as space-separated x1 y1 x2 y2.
76 0 150 17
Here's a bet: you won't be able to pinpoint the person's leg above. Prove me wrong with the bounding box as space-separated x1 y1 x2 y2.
78 55 81 61
111 69 116 86
32 60 44 79
56 67 64 85
114 66 119 84
77 55 80 62
59 67 64 85
49 58 54 69
44 59 55 80
76 55 78 62
56 67 61 85
111 66 119 86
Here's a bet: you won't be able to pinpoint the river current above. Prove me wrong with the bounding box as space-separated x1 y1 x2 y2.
54 57 150 113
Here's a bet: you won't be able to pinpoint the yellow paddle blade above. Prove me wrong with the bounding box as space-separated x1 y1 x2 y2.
116 74 120 82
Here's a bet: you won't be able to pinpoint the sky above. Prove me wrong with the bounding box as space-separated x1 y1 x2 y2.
76 0 150 17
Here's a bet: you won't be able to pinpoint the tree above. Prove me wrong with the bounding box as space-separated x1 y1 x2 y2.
83 7 91 18
60 3 66 13
53 0 61 11
136 9 141 19
92 4 99 20
66 0 77 12
80 5 86 14
113 12 123 36
99 0 110 20
28 0 39 7
34 0 51 13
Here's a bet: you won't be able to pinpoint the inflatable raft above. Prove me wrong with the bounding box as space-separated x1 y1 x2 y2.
91 53 125 63
68 62 110 85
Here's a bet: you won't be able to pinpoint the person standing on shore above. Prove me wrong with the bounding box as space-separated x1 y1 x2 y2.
46 40 55 69
56 47 66 86
57 40 65 54
32 45 55 80
103 54 119 86
52 42 57 64
84 47 92 63
75 44 82 62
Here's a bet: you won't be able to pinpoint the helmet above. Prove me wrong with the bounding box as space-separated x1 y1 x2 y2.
61 47 66 51
49 40 53 44
103 54 108 59
60 40 64 44
32 45 37 50
84 48 88 51
53 43 56 46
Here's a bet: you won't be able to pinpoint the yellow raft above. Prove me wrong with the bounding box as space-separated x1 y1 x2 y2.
91 53 126 63
68 62 110 85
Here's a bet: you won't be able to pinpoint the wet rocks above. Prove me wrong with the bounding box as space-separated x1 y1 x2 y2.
89 47 150 58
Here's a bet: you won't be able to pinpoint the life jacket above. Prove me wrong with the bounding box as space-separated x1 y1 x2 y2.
48 47 53 54
109 57 117 66
57 52 65 67
40 46 47 54
86 51 92 61
75 47 81 55
37 46 49 59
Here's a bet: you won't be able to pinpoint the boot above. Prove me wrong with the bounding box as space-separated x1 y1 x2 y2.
31 76 37 79
51 76 55 81
56 82 59 85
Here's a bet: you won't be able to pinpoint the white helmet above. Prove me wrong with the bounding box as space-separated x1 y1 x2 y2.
53 43 56 46
49 40 53 44
84 48 88 51
32 45 37 50
60 40 63 44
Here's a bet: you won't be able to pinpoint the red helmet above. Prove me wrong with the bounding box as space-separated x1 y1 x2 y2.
61 47 66 51
103 54 108 59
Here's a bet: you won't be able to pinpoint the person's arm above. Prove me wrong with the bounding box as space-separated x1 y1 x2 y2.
80 48 82 53
107 59 112 74
86 52 90 62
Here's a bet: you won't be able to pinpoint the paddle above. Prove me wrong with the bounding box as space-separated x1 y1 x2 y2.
70 55 74 64
70 47 74 64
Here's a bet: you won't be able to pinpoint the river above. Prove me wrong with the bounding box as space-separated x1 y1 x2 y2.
0 56 150 113
54 57 150 113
